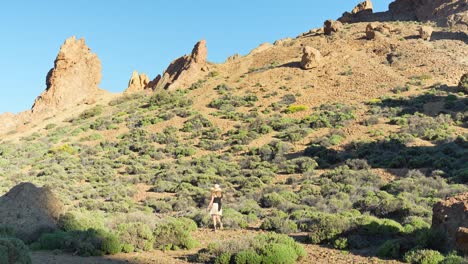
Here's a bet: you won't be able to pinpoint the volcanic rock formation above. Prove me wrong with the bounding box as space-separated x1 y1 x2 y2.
125 71 150 93
31 36 103 114
432 192 468 253
149 40 208 90
389 0 468 29
0 182 64 243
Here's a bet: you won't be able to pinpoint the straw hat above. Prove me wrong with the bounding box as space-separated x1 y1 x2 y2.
211 184 222 192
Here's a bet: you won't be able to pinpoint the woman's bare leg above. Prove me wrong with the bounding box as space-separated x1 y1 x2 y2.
212 215 217 231
217 215 223 230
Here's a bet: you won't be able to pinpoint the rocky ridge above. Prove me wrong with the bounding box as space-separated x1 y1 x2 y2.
32 36 104 114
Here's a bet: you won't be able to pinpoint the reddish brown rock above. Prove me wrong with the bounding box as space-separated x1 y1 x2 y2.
419 26 433 40
149 40 208 90
300 46 322 70
31 36 103 114
366 23 377 40
125 71 150 93
432 192 468 252
324 20 343 35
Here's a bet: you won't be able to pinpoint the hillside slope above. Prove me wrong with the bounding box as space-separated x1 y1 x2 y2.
0 1 467 263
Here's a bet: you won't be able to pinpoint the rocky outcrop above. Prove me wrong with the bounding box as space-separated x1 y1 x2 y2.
324 20 343 35
419 26 434 40
389 0 468 29
149 40 208 90
31 36 103 114
300 46 322 70
125 71 150 93
339 0 376 23
0 183 64 243
432 192 468 253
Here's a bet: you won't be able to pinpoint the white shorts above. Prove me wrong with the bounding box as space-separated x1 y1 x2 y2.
210 203 222 216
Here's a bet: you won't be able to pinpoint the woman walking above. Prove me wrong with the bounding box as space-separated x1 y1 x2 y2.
208 184 223 232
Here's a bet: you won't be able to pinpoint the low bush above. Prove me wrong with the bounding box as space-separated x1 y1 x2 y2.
202 232 305 264
117 222 155 251
153 217 198 250
403 249 445 264
0 237 31 264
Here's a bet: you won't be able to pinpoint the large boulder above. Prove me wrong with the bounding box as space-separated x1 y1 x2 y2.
419 26 434 40
0 183 64 243
31 36 103 114
149 40 208 90
432 192 468 253
125 71 150 93
324 20 343 35
300 46 322 70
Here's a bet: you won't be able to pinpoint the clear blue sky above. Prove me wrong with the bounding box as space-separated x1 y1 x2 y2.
0 0 393 114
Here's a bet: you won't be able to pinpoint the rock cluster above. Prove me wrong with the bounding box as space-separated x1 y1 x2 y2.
0 182 64 243
125 71 150 93
32 36 102 114
324 20 343 35
149 40 208 90
419 26 434 40
300 46 322 70
432 192 468 253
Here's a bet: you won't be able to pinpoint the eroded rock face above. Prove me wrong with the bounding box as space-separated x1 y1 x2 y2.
125 71 150 93
389 0 468 28
32 36 102 114
419 26 434 40
0 182 64 243
150 40 208 90
324 20 343 35
432 192 468 253
300 46 322 70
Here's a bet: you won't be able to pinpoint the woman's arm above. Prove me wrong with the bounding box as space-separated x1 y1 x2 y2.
207 195 214 209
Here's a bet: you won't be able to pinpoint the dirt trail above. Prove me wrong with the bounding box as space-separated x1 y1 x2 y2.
31 229 402 264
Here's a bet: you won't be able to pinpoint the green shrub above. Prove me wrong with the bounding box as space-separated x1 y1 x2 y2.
153 217 198 250
0 237 31 264
403 249 445 264
333 237 348 250
441 253 465 264
78 105 103 120
285 105 308 113
305 213 352 244
223 208 249 229
215 252 232 264
37 229 121 256
377 239 400 259
234 249 262 264
303 103 355 128
261 243 298 264
117 222 155 251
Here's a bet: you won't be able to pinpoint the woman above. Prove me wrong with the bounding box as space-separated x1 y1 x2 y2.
207 184 223 232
